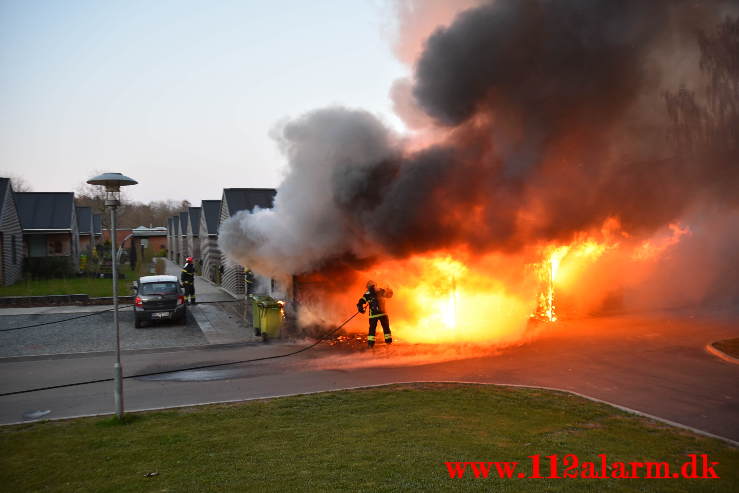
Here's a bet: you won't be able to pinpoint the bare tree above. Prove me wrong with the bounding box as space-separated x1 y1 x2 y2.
665 16 739 154
0 172 33 192
698 16 739 151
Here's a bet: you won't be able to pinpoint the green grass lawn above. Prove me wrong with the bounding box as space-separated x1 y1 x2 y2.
0 276 132 298
1 384 736 492
713 338 739 359
0 264 143 298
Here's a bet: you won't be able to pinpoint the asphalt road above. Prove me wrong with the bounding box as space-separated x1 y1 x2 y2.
0 308 737 442
0 309 207 358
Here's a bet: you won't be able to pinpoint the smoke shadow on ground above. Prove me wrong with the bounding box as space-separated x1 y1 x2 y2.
302 342 509 371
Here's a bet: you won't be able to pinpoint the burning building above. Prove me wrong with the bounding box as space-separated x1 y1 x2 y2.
219 0 739 345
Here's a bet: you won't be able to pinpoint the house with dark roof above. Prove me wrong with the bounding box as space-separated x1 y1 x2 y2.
0 178 24 285
93 214 102 245
16 192 80 272
169 215 180 264
187 207 201 264
166 217 174 261
76 206 94 253
218 188 276 296
179 211 189 261
199 200 221 283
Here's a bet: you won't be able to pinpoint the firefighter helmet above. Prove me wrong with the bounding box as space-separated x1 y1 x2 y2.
186 257 193 263
366 280 376 289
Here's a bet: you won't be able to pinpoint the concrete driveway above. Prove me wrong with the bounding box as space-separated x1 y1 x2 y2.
0 308 206 358
0 307 737 443
0 260 251 357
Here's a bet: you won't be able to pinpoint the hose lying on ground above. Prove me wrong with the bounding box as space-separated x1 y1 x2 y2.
0 312 360 397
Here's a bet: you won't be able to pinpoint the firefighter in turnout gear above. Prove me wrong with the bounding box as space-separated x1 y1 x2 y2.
357 280 393 348
181 257 196 305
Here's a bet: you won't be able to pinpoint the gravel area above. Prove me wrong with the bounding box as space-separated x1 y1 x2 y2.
0 309 207 358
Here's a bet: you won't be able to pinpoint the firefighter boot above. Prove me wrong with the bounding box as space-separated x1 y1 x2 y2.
367 335 375 348
384 333 393 344
190 297 197 305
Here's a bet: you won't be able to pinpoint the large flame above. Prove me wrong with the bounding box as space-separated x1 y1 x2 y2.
357 254 533 344
532 240 611 322
295 221 691 346
349 239 611 344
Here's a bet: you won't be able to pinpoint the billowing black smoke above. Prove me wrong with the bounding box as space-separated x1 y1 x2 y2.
416 0 658 127
220 0 739 300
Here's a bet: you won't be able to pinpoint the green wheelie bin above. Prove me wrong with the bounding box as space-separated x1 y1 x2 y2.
250 295 284 340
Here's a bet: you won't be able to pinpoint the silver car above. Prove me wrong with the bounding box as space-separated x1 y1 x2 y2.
133 275 187 328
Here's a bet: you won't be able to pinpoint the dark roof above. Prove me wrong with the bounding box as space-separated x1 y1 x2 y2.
201 200 221 235
93 214 102 235
223 188 276 217
179 212 189 235
76 206 92 234
16 192 75 230
0 178 9 213
171 215 179 235
188 207 201 236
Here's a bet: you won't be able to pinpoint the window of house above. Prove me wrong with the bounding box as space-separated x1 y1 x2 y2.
52 240 63 254
29 236 47 257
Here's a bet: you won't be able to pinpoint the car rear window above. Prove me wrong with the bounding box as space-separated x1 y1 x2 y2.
140 282 179 295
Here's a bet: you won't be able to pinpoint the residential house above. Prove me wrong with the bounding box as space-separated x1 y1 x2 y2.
132 226 167 250
187 206 201 265
16 192 80 272
169 215 180 264
76 206 94 253
179 211 189 261
219 188 276 297
166 217 174 261
0 178 24 285
199 200 221 283
93 214 102 246
130 226 168 262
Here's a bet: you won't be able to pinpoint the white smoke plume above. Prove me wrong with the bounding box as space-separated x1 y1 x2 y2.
219 108 397 278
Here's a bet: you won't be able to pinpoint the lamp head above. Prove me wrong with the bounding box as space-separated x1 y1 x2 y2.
86 172 138 207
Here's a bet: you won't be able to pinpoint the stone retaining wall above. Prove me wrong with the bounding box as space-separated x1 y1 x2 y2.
0 294 135 307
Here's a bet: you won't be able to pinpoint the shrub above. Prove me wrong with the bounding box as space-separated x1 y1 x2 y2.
23 257 76 279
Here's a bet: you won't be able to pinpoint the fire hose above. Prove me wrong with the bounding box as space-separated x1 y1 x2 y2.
0 311 360 397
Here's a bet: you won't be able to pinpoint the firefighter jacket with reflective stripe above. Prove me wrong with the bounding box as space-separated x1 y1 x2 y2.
357 288 393 318
181 262 195 284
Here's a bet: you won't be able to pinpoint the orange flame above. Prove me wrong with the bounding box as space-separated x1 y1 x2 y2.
297 221 691 347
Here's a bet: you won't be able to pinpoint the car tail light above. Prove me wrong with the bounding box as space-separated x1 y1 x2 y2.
177 295 185 305
134 296 143 307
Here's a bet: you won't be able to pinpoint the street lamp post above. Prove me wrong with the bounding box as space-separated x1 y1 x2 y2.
86 172 138 420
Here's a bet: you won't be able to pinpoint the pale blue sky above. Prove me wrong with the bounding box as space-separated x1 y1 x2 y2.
0 0 408 202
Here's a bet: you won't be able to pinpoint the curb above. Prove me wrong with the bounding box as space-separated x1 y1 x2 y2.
705 342 739 365
5 381 738 447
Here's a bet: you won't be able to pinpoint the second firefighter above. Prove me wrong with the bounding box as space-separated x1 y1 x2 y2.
357 280 393 348
181 256 196 305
